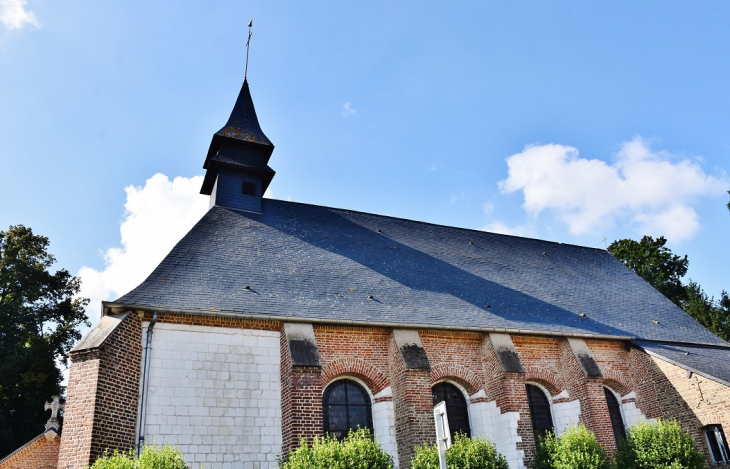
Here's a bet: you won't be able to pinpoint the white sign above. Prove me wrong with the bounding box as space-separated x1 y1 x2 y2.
434 401 451 469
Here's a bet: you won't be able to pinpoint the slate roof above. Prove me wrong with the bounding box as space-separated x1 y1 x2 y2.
634 341 730 387
113 199 727 350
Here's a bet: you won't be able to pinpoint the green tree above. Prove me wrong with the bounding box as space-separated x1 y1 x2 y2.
410 433 508 469
613 420 704 469
533 425 610 469
607 236 688 307
0 225 89 458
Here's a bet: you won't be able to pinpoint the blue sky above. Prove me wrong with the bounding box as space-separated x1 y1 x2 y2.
1 1 728 323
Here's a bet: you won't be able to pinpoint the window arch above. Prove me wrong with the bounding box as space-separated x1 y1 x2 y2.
322 378 373 439
604 387 626 445
526 383 554 440
432 382 471 439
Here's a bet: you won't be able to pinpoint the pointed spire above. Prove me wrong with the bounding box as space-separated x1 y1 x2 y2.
216 80 273 147
203 79 274 168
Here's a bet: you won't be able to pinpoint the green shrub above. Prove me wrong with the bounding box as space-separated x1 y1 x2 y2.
280 427 394 469
613 420 704 469
532 425 609 469
89 445 188 469
410 433 509 469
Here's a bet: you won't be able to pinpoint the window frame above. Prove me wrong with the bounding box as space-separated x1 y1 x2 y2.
431 380 472 440
704 424 730 465
603 386 627 445
525 382 555 441
322 377 374 440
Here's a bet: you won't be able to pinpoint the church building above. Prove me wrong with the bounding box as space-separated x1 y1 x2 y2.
54 77 730 469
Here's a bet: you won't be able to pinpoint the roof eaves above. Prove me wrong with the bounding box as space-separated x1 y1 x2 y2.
634 342 730 388
103 301 637 342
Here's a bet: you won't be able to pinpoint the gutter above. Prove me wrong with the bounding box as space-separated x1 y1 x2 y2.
104 301 636 342
137 311 158 456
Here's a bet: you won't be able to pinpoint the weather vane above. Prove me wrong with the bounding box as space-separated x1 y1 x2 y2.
245 18 253 81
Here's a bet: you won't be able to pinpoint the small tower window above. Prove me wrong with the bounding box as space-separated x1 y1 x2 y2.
705 425 730 464
526 383 554 440
242 181 257 196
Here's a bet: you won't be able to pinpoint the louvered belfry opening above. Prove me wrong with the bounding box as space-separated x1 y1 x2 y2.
526 384 554 440
604 388 627 445
432 382 471 439
322 379 373 440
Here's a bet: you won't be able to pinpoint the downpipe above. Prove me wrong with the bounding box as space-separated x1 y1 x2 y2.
137 311 158 456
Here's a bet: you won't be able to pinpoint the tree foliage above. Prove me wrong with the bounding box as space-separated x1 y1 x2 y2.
410 433 509 469
532 425 610 469
607 236 688 307
0 225 89 458
613 420 704 469
89 445 188 469
280 428 394 469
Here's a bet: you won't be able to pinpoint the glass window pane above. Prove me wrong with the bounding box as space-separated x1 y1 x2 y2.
432 383 471 439
604 388 626 445
328 383 347 404
323 379 373 439
327 405 347 431
349 405 369 429
526 384 553 440
347 382 367 405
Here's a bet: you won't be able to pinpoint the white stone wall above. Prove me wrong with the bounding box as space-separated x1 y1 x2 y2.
552 399 581 436
466 390 524 469
372 387 399 468
494 410 524 469
141 323 282 469
620 392 655 428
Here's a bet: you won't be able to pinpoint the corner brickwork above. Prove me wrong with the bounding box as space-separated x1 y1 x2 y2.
279 325 323 457
645 353 730 467
389 332 434 468
58 312 142 469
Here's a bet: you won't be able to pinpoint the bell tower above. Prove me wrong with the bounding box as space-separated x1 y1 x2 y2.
200 78 275 213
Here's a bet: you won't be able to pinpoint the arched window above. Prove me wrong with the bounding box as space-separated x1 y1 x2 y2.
432 382 471 439
526 384 553 440
322 379 373 439
604 387 626 444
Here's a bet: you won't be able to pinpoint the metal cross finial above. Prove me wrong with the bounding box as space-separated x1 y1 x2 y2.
44 395 64 431
602 236 609 249
244 18 253 80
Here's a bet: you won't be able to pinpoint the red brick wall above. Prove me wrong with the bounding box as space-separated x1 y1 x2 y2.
279 325 323 456
140 311 280 331
60 309 730 469
645 354 730 466
58 313 142 469
388 333 435 468
420 330 485 395
316 325 390 393
0 431 60 469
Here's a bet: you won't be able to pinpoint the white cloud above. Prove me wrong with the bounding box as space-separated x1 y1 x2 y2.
342 101 357 116
482 221 529 237
498 137 727 241
483 202 494 214
77 174 208 323
0 0 39 30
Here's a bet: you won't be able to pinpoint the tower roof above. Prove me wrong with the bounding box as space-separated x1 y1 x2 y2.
204 79 274 168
